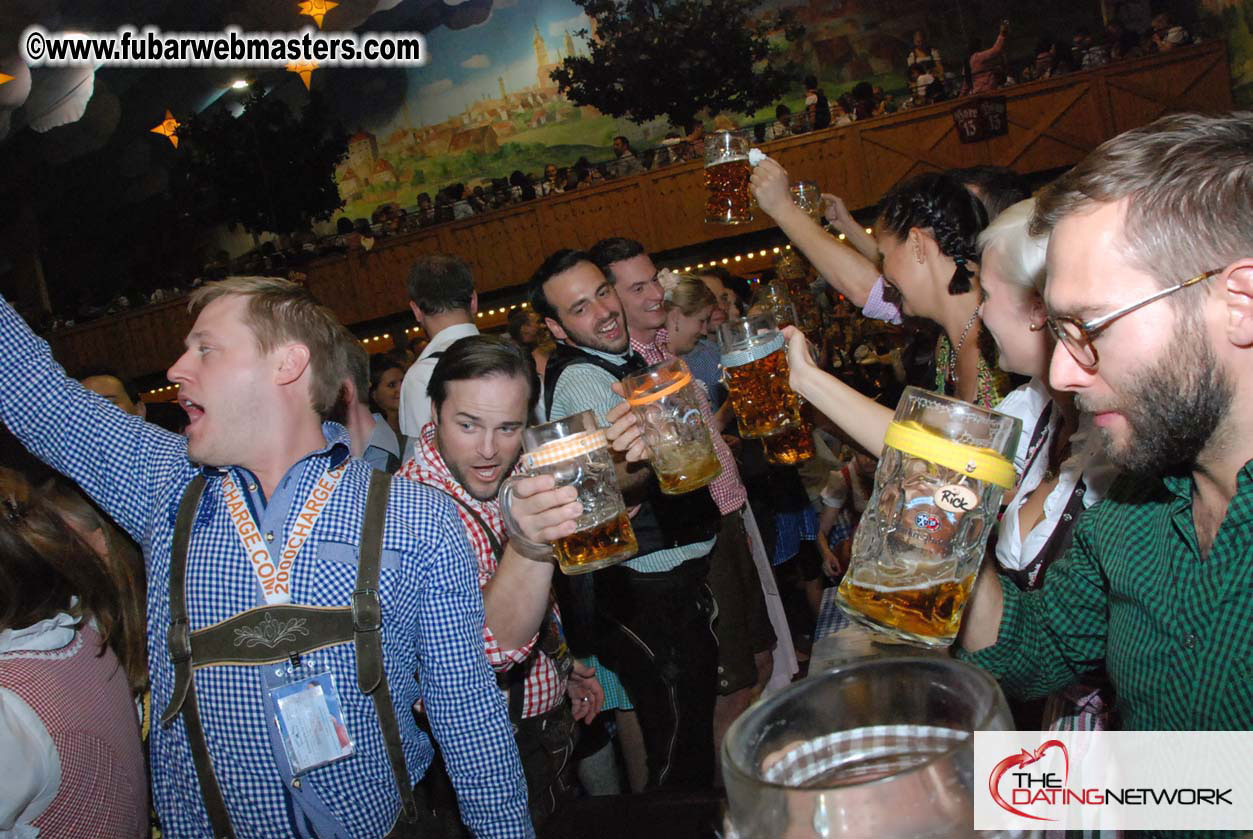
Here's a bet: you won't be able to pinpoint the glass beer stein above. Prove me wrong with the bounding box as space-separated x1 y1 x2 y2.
760 280 799 328
761 420 815 466
499 410 637 575
718 313 805 439
836 388 1021 647
621 358 722 494
705 130 754 224
790 180 822 221
722 657 1018 839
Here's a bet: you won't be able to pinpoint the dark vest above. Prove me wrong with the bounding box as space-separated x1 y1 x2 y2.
544 341 720 653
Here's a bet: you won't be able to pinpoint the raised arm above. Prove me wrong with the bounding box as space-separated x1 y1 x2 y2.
0 296 188 544
750 157 881 307
781 326 893 456
822 193 879 263
482 474 580 651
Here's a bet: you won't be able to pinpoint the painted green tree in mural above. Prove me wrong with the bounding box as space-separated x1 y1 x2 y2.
551 0 804 129
172 92 348 238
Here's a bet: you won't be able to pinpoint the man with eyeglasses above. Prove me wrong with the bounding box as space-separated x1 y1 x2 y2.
957 112 1253 731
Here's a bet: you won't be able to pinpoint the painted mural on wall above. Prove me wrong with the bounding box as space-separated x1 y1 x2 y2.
1200 0 1253 104
332 0 952 221
332 0 1144 223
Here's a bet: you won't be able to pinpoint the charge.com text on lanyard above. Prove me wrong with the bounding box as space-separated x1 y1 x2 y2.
221 464 347 604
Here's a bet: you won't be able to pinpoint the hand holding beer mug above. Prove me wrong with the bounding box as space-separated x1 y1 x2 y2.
493 474 584 557
705 130 755 224
719 314 814 465
620 358 722 494
835 388 1021 647
717 313 806 439
747 156 795 219
499 410 638 575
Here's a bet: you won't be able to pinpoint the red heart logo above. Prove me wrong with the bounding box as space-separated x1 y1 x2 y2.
988 739 1069 821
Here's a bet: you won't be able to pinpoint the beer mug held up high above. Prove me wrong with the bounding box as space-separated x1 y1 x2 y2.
836 387 1021 648
705 130 754 225
499 410 638 575
621 358 722 495
717 313 806 439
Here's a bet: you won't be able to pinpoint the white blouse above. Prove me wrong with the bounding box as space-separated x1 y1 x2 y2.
0 611 80 839
993 378 1119 574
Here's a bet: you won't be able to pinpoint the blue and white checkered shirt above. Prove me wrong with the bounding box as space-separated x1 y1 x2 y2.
0 297 532 839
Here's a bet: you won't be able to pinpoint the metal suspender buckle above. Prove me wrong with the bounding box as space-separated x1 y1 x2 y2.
351 588 382 633
168 616 192 664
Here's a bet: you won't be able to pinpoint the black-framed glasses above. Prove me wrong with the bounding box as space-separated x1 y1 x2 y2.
1045 268 1221 370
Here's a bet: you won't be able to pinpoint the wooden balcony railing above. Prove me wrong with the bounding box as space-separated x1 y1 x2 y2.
45 40 1232 384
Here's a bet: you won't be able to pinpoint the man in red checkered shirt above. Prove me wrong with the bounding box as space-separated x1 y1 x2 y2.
590 237 783 770
396 334 603 827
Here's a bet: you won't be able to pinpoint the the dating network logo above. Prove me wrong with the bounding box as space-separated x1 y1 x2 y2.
988 739 1071 821
988 736 1233 822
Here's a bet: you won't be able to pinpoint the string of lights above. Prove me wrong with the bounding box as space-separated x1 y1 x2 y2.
142 230 875 398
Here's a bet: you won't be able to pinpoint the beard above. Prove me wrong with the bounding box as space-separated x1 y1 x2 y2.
1077 321 1233 477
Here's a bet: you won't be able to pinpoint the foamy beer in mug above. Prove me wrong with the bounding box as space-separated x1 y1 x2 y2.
717 313 806 439
760 420 815 466
836 388 1021 647
499 410 637 574
621 358 722 494
705 130 754 224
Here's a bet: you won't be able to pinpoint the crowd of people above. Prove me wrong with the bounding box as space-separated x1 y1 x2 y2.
45 12 1203 335
3 88 1250 838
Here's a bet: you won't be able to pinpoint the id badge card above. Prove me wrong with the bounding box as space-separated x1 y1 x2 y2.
270 668 355 775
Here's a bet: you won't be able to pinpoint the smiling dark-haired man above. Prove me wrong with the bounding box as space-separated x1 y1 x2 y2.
527 250 721 790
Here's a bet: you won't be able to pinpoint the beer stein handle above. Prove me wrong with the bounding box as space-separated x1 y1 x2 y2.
497 476 556 561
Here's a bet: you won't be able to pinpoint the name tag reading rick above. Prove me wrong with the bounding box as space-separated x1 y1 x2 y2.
270 669 355 775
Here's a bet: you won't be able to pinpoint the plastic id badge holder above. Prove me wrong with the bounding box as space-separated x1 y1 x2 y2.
270 667 356 775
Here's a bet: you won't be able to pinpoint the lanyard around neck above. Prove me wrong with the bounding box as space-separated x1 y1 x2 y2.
219 463 348 605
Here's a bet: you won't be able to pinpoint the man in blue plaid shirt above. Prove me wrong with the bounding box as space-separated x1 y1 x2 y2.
0 278 533 837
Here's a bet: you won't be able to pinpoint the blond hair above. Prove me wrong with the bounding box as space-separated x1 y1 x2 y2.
189 277 347 417
664 274 717 317
977 198 1048 293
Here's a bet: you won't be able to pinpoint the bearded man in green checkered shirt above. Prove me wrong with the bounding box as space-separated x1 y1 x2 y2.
957 111 1253 733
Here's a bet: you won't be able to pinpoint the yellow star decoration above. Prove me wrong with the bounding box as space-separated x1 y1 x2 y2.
150 109 180 148
286 61 319 90
0 73 13 86
296 0 338 28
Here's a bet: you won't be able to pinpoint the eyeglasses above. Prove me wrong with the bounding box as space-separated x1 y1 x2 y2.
1045 268 1221 370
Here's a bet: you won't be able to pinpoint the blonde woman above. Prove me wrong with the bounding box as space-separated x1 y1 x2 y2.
659 273 717 356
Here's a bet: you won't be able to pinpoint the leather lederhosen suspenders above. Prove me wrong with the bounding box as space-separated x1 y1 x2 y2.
160 470 419 839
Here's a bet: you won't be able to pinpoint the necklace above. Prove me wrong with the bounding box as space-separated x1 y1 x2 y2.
946 305 981 389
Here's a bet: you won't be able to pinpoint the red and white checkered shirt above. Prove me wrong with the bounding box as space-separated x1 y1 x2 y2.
631 329 748 515
397 424 566 718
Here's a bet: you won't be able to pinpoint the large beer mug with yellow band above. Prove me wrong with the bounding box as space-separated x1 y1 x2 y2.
836 387 1021 648
499 410 638 575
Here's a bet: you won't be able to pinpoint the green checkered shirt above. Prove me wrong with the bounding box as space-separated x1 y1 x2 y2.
958 462 1253 731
